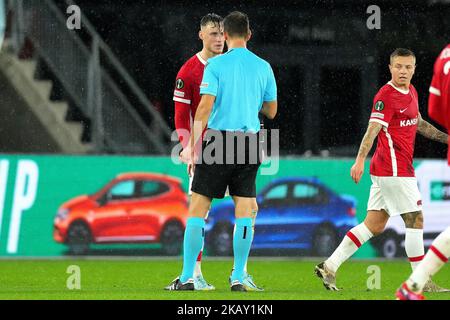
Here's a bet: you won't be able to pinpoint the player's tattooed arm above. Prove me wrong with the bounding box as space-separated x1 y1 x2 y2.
417 113 449 144
356 122 383 160
350 122 382 184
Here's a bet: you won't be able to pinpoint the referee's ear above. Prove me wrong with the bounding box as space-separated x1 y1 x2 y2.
246 30 252 42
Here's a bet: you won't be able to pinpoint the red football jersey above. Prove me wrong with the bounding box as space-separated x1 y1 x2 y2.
428 44 450 162
369 82 419 177
173 53 207 148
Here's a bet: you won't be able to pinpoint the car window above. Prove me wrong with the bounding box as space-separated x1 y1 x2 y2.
265 184 288 200
292 183 324 205
140 181 170 198
293 184 319 198
110 181 136 200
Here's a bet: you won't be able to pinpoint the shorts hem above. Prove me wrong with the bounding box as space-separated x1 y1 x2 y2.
228 192 256 198
368 207 422 217
191 187 225 199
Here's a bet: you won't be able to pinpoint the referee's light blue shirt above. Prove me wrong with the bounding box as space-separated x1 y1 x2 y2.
0 0 5 48
200 47 277 133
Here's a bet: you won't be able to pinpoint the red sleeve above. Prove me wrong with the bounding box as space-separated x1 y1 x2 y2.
173 67 193 149
174 101 191 149
428 59 446 128
369 89 395 128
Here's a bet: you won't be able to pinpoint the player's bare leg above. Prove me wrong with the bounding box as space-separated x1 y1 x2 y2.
401 211 449 293
315 210 389 291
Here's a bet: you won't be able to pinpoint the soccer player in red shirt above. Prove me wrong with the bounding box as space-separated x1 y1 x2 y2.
428 44 450 148
314 48 449 292
396 44 450 300
166 13 262 291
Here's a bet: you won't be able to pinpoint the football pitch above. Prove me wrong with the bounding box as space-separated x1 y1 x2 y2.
0 258 449 300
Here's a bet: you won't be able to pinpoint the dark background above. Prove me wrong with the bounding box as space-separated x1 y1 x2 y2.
66 0 450 157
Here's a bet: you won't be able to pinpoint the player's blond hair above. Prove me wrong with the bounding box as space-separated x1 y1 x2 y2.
390 48 416 65
200 13 223 29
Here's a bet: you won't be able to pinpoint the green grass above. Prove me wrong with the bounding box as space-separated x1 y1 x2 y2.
0 259 448 300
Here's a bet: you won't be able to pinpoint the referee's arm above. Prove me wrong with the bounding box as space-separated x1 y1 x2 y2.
189 94 215 154
260 100 277 119
261 63 278 120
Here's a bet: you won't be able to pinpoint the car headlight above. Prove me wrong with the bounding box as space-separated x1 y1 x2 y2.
56 208 70 220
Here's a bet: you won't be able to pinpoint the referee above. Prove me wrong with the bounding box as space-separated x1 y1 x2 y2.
167 11 277 292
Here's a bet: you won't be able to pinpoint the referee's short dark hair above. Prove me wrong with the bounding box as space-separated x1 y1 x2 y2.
200 13 223 29
390 48 416 64
224 11 250 38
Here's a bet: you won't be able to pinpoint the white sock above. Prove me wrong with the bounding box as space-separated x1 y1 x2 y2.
193 245 204 277
407 227 450 292
405 228 425 271
194 215 209 278
325 222 373 273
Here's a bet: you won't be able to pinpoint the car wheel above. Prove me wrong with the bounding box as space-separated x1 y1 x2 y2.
160 221 184 256
312 225 338 257
210 223 233 256
67 222 91 255
375 230 400 258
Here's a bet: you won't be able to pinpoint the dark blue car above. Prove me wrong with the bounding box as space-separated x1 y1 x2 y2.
205 177 358 256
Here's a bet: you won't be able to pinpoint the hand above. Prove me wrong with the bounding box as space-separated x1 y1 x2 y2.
187 160 195 177
187 144 199 177
350 160 364 184
179 146 191 164
188 151 198 177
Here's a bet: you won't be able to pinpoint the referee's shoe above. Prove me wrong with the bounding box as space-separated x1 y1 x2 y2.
164 277 194 291
229 269 264 291
230 280 247 292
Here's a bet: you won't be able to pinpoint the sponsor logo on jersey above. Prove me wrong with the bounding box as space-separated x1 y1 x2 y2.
174 90 185 98
400 118 418 127
374 101 384 111
371 112 385 119
200 82 209 88
176 79 184 89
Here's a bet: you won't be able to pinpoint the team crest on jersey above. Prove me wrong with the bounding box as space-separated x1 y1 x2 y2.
374 101 384 111
175 79 184 89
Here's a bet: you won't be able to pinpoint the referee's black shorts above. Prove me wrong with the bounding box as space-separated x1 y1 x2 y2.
191 130 262 199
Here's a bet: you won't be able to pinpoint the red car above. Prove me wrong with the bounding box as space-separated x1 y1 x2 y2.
54 173 188 255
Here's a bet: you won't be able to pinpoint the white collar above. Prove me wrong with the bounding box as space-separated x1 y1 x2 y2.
388 81 410 94
196 53 207 66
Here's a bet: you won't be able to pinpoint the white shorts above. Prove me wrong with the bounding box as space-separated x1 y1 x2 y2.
188 174 229 197
367 175 422 217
